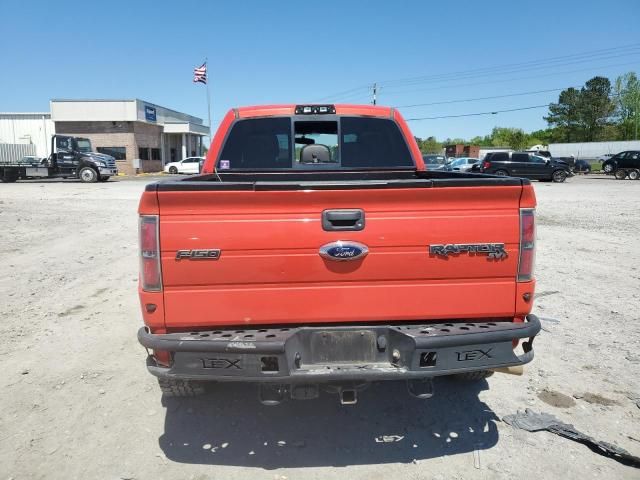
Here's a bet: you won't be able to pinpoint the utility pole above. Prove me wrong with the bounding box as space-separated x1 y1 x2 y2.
372 83 377 105
634 95 640 140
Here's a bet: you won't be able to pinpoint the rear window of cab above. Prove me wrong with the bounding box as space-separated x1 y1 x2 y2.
217 116 414 170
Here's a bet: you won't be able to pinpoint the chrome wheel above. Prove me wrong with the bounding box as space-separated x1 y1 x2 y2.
169 166 178 174
79 167 97 183
629 169 640 180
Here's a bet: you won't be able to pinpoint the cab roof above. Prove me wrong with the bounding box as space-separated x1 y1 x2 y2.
235 104 394 119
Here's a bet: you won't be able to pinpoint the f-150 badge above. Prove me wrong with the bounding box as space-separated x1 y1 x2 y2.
175 249 221 260
429 243 507 259
319 241 369 261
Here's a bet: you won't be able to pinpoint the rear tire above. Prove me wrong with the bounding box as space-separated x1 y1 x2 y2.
169 166 178 174
454 370 494 381
552 170 567 183
79 167 98 183
603 163 615 174
157 378 205 397
1 170 19 183
628 169 640 180
614 169 627 180
494 169 509 177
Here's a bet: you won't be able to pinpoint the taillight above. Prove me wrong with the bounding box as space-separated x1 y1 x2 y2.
518 209 535 282
140 215 162 291
482 161 491 170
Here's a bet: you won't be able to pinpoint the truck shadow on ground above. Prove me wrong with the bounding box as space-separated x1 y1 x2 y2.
159 376 499 468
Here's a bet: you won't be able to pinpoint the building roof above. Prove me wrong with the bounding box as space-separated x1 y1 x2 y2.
51 98 201 122
0 112 51 116
50 98 204 126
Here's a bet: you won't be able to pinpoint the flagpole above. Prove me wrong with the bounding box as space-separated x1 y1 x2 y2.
205 58 212 144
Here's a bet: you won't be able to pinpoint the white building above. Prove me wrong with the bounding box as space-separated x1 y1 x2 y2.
1 99 209 174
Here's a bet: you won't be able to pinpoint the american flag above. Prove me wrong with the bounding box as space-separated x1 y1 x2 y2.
193 62 207 84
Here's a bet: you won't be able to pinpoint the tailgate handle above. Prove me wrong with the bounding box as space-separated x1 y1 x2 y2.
322 209 365 231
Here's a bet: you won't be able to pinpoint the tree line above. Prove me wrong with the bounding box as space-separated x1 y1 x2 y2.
415 71 640 153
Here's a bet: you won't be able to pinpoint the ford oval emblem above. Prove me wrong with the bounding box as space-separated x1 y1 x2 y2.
319 241 369 261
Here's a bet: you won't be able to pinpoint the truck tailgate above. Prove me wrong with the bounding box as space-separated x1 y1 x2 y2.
156 184 523 328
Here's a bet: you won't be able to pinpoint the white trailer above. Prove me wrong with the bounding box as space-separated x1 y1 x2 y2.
548 140 640 160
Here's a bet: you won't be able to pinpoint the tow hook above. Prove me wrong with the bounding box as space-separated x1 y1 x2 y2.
407 378 434 399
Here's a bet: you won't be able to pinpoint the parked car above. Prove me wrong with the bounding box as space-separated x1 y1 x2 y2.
525 150 552 159
552 156 575 167
601 151 640 174
163 156 204 174
480 151 571 182
422 154 447 170
598 153 615 163
573 159 591 173
446 157 479 172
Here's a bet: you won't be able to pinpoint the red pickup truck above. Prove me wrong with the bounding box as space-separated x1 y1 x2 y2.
137 104 540 405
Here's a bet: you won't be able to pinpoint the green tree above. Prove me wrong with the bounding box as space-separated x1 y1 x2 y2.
508 129 528 150
469 135 493 146
614 72 640 140
579 76 615 141
545 76 615 142
528 128 554 145
545 87 582 142
420 136 442 153
443 137 466 145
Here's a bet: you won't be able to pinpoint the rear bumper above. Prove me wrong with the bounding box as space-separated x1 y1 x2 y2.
138 315 540 383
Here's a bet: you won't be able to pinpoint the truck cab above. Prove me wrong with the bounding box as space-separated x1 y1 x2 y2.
50 135 118 182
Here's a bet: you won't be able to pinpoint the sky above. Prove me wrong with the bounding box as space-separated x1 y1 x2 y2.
1 0 639 141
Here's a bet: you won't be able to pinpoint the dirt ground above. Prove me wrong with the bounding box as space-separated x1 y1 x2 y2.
1 174 639 480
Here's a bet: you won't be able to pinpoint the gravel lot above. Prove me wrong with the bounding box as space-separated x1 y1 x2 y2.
1 175 639 480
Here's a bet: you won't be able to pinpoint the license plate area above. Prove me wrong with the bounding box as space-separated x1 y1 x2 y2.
309 330 377 364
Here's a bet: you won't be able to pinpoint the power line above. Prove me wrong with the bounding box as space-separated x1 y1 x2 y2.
378 43 640 88
403 90 625 121
315 85 370 102
381 50 640 95
404 104 550 121
395 87 573 109
314 43 640 102
379 60 640 98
